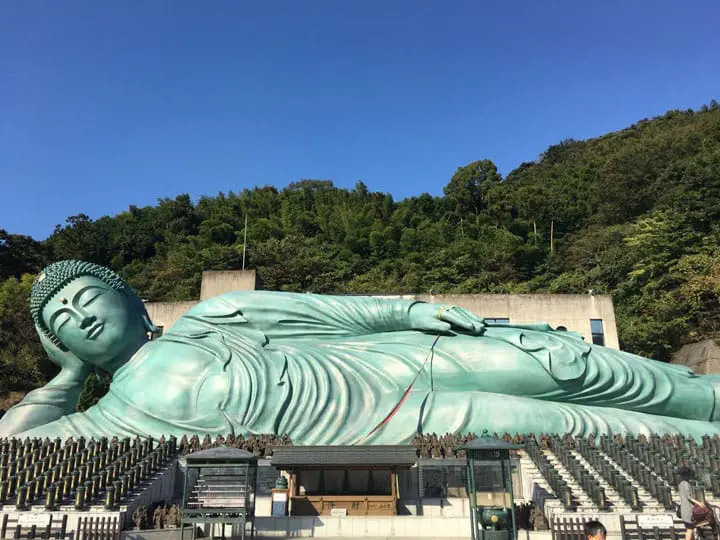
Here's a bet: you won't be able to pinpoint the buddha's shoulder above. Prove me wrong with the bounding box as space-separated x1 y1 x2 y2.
114 337 222 381
187 290 303 310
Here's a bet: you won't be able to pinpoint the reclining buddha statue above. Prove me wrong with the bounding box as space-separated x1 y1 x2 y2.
1 259 719 443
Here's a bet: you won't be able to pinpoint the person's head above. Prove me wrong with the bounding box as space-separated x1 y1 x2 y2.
30 260 155 371
677 466 695 483
584 520 606 540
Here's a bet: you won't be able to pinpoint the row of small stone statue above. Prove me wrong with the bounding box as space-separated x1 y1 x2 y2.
177 431 507 459
132 503 181 530
177 431 522 459
178 433 293 457
409 431 714 457
412 432 536 458
412 432 483 459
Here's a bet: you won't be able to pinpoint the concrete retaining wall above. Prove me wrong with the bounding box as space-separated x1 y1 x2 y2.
144 302 198 334
200 271 256 301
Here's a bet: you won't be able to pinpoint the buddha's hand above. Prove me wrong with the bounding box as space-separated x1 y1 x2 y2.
0 335 93 437
408 303 486 335
39 332 92 379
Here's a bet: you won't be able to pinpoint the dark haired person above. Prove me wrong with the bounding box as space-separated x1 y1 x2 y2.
678 467 704 540
584 520 606 540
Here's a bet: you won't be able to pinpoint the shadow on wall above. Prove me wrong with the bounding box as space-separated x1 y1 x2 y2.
532 484 554 514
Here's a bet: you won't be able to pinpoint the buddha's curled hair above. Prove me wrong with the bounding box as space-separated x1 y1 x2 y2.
30 260 145 349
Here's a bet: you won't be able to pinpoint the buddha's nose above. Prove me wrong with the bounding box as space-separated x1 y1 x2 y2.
80 315 97 329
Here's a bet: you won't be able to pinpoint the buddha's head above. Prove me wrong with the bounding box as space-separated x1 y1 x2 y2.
31 260 155 370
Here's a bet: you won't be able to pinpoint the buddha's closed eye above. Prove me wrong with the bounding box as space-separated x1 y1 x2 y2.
51 312 72 334
78 288 105 307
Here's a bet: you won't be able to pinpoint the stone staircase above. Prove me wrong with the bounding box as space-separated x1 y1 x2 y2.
542 450 596 510
591 447 669 511
569 449 630 511
520 443 720 521
518 451 553 497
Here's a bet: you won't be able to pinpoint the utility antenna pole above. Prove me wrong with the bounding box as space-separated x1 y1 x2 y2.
242 214 248 271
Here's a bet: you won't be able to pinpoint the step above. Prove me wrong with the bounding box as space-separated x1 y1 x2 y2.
543 452 594 508
595 449 673 506
570 450 626 504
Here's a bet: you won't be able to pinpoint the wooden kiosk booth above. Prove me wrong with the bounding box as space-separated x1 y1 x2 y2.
270 446 417 516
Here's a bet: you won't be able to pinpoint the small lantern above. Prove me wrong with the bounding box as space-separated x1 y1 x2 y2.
460 431 521 540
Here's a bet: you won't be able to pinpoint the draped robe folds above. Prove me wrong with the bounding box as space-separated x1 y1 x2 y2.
13 292 720 442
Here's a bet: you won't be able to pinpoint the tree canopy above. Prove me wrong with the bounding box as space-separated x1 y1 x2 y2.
2 101 720 401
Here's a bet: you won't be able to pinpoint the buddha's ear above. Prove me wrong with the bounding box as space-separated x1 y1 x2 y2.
37 329 69 365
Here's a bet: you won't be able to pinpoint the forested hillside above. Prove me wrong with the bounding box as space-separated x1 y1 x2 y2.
2 101 720 401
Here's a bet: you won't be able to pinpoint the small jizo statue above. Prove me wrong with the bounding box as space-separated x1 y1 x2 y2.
164 505 180 528
153 505 166 529
530 505 548 531
132 506 147 530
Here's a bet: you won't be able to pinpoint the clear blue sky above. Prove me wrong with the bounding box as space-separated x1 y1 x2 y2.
2 0 719 240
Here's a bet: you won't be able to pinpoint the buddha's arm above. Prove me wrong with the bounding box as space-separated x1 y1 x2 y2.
11 378 235 441
0 366 91 437
185 291 429 340
11 394 163 440
12 408 128 440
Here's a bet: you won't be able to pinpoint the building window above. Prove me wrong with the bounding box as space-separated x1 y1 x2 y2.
419 465 468 499
485 318 510 324
590 319 605 346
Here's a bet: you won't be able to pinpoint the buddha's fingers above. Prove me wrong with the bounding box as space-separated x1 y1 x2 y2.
438 306 485 335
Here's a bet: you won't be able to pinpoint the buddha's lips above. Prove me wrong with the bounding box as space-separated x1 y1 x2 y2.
87 323 104 340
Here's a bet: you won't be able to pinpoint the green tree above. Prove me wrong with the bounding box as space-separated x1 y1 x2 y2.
77 373 112 411
0 275 53 393
0 230 47 280
443 159 502 227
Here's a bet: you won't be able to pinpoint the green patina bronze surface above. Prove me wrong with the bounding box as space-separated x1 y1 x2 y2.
1 260 719 443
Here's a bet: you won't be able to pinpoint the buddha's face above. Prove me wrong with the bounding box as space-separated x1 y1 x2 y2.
41 276 146 366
